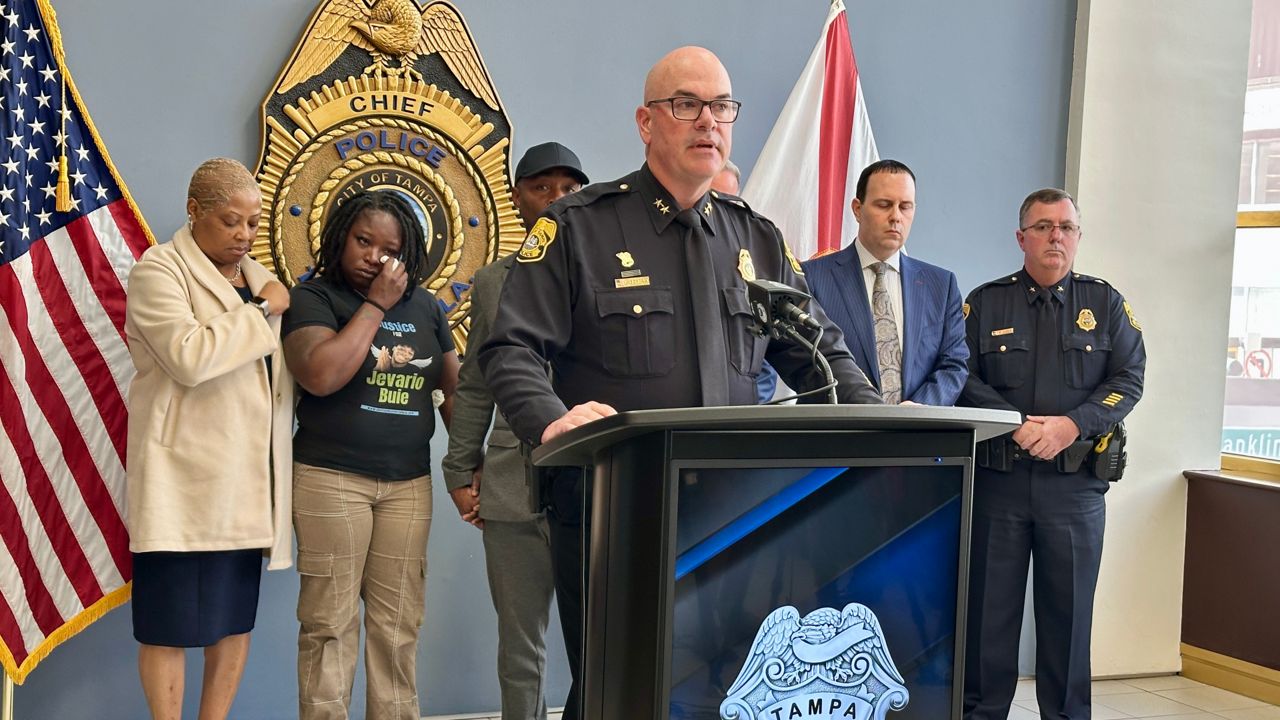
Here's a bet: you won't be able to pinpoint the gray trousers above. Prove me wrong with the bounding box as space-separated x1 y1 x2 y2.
483 517 556 720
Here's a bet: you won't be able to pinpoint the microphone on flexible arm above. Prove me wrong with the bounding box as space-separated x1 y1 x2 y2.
747 279 822 336
746 279 838 404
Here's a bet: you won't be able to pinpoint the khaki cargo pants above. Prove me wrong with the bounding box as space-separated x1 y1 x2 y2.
293 462 433 720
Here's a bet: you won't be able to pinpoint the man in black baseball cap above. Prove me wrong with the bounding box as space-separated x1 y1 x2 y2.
511 141 590 230
442 139 589 720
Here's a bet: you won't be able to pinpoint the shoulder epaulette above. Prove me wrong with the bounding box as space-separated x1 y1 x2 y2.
555 175 636 212
1070 272 1110 286
971 273 1022 293
709 189 760 216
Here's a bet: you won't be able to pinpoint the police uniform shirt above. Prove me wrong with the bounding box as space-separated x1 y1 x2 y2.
960 270 1145 439
478 163 882 445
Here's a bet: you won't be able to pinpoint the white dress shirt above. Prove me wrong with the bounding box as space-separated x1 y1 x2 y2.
853 238 904 347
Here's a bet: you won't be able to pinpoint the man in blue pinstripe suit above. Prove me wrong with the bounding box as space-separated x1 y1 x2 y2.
802 160 968 405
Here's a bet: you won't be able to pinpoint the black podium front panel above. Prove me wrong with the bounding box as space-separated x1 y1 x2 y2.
667 463 965 720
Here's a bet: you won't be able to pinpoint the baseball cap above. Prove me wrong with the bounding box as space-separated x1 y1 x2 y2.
514 142 589 186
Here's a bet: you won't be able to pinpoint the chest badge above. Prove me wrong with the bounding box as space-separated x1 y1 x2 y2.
738 249 756 282
616 251 635 269
1076 308 1097 331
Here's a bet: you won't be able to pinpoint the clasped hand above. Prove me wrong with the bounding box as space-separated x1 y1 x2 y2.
449 469 483 529
1011 415 1080 460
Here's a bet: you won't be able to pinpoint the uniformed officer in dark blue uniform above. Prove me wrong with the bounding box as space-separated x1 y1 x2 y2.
478 46 882 720
960 188 1145 720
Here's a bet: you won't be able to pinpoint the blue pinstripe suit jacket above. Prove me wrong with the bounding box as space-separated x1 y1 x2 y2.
802 244 968 405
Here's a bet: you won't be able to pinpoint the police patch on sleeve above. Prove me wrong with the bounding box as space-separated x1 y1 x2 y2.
783 240 804 275
962 303 971 319
517 217 557 263
1123 301 1142 331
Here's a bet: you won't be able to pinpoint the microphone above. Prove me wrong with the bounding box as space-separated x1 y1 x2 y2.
747 278 839 404
747 279 823 337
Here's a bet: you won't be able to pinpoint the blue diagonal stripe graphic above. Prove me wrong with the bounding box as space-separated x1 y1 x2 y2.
674 467 846 580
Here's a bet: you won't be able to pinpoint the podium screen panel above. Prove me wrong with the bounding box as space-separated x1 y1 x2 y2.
668 464 965 720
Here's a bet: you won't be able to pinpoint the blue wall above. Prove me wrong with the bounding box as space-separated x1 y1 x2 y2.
17 1 1075 717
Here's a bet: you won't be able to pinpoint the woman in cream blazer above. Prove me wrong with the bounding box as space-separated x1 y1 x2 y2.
124 158 293 720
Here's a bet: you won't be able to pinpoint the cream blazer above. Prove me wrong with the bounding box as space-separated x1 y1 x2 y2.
124 226 294 569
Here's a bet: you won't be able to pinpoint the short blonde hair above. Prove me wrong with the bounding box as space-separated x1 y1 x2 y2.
187 157 259 215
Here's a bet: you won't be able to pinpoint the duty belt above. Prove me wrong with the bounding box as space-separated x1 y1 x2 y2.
975 423 1127 481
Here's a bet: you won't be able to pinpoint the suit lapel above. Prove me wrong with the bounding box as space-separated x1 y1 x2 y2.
833 247 879 387
174 225 242 313
900 255 926 391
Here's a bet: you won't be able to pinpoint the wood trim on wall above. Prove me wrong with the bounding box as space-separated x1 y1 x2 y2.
1182 644 1280 706
1221 453 1280 480
1181 469 1280 707
1237 210 1280 227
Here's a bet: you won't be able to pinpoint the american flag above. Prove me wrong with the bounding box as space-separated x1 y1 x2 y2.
0 0 151 683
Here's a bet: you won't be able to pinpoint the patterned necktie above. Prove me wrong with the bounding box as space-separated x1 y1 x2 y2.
675 208 731 405
872 261 902 404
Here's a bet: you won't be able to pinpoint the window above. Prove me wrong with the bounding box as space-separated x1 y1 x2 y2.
1224 1 1280 462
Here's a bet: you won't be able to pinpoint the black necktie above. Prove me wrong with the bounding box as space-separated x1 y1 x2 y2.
1033 291 1060 413
675 208 731 405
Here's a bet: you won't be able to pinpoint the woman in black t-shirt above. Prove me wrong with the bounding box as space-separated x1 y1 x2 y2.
282 190 459 719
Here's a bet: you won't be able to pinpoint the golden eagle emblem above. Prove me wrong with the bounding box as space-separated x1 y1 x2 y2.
256 0 522 355
276 0 499 110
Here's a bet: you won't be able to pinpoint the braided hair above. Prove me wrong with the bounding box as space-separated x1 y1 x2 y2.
312 190 429 302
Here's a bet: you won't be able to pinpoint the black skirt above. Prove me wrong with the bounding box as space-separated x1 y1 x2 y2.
131 549 262 647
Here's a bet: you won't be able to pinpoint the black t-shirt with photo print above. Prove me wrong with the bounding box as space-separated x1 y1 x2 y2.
285 274 454 480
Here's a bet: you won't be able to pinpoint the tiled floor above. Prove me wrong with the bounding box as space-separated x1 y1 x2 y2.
429 677 1280 719
1009 676 1280 719
426 711 564 720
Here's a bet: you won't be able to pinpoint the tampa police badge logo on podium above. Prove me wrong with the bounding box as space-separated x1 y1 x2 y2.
722 603 909 720
254 0 524 352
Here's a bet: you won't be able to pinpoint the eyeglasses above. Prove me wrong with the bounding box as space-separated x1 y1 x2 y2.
646 96 742 123
1020 221 1082 238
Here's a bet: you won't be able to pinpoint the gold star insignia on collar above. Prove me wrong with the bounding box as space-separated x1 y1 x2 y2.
653 198 670 215
702 201 712 216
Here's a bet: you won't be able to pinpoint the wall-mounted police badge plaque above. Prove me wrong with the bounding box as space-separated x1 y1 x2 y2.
254 0 524 353
721 604 909 720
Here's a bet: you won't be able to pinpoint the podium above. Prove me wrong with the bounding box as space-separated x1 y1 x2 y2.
534 405 1020 720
